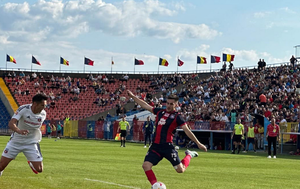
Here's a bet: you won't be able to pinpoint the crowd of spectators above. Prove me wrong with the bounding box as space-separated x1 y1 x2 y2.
173 63 300 126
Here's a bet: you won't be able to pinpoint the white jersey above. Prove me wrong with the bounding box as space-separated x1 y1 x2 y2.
10 104 46 144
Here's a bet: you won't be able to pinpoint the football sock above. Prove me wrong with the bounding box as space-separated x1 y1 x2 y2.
123 140 126 146
120 140 123 146
27 161 38 174
145 170 157 185
181 154 192 168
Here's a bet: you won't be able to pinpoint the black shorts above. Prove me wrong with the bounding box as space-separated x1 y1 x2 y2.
233 135 242 143
120 130 127 137
57 130 61 134
247 138 254 144
144 143 181 166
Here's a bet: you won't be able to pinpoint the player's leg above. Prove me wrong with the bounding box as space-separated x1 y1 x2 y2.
120 130 124 147
120 136 124 147
24 143 43 174
267 137 271 158
0 141 21 176
143 149 162 185
123 130 127 147
0 156 13 176
246 142 250 152
272 137 277 158
144 134 147 147
176 149 198 173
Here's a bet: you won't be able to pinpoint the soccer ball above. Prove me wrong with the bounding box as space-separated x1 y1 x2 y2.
151 182 166 189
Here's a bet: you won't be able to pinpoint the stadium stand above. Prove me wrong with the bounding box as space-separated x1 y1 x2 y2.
0 99 11 133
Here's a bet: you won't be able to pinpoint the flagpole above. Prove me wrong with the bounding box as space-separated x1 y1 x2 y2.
59 57 61 72
196 58 197 73
5 54 7 71
210 62 212 73
158 62 159 74
111 57 113 74
177 56 178 73
83 57 85 73
134 57 136 74
31 55 33 72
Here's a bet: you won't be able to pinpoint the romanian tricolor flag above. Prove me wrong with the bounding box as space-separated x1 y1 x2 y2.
159 58 169 67
6 54 16 63
211 55 221 63
84 57 94 66
223 53 235 62
177 58 184 67
32 56 41 66
197 56 207 64
135 58 144 65
60 57 69 66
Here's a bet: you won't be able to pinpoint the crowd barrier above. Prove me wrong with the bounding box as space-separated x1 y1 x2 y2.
45 120 253 141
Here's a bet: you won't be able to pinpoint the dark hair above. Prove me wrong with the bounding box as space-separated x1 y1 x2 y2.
167 94 179 102
32 93 48 103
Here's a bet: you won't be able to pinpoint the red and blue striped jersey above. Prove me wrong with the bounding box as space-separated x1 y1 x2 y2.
152 107 185 144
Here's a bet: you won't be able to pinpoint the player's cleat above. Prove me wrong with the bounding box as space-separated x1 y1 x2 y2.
267 155 271 158
231 151 235 154
273 156 276 159
0 170 3 176
27 161 38 174
144 145 147 148
120 145 123 147
185 150 198 158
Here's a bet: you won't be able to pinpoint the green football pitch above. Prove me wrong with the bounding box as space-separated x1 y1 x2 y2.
0 136 299 189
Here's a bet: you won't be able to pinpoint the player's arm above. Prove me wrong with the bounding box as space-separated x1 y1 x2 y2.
9 118 29 135
182 124 207 152
127 90 153 113
242 126 244 136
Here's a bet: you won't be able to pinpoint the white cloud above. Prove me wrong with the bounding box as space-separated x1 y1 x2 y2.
0 35 11 45
280 7 296 14
178 44 210 61
0 0 221 43
253 11 271 18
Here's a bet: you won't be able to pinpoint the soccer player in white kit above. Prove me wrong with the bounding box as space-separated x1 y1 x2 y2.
0 93 48 176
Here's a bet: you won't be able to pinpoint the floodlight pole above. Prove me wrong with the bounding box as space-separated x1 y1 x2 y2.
294 45 300 59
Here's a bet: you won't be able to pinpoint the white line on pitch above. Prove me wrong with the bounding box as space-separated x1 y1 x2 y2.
85 178 141 189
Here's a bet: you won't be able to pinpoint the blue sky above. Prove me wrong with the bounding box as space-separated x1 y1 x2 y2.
0 0 299 73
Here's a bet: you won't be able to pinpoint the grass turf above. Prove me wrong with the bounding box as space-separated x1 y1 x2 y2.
0 136 300 189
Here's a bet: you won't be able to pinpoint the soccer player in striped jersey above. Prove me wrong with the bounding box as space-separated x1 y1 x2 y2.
127 90 207 187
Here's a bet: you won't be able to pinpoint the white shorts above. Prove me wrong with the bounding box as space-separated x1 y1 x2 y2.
2 141 43 162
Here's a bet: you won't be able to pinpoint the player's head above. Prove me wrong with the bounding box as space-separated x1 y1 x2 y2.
32 93 48 113
237 118 241 124
166 94 179 112
271 118 275 125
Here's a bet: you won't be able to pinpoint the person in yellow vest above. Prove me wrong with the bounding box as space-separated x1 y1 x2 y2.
258 124 264 150
246 124 256 153
118 116 130 147
65 115 70 124
231 118 244 154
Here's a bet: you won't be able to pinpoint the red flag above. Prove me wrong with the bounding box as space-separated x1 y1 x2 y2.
177 58 184 66
84 57 94 66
